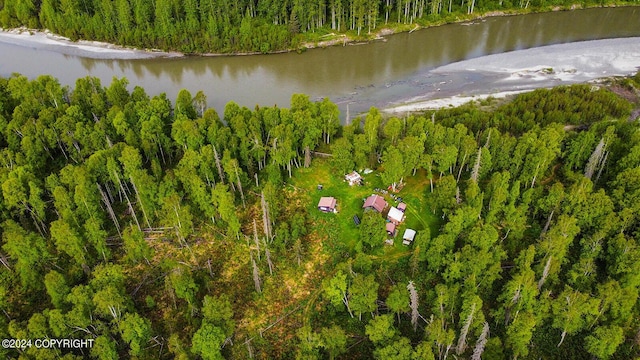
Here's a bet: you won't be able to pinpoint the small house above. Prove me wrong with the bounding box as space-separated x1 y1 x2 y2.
397 202 407 212
387 206 405 225
318 197 337 213
363 195 388 213
386 222 397 237
345 171 363 186
403 229 416 245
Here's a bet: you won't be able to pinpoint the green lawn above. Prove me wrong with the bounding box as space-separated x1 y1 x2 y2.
290 158 441 255
398 169 442 237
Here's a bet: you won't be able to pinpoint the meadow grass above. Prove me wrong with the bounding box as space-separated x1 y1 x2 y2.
290 158 441 256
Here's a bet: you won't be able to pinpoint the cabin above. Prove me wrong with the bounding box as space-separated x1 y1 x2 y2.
403 229 416 245
345 171 363 186
386 222 397 237
318 197 337 213
387 206 405 225
397 202 407 212
363 194 388 213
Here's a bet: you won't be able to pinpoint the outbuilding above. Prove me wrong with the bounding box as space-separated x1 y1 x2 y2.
386 222 397 237
318 197 337 213
403 229 416 245
387 206 405 225
345 171 363 186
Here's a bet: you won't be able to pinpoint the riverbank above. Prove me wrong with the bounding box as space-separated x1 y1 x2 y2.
0 27 181 60
382 37 640 112
384 90 532 112
2 4 639 58
301 4 639 51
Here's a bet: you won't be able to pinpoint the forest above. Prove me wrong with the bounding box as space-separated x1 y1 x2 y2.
0 0 638 53
0 72 639 359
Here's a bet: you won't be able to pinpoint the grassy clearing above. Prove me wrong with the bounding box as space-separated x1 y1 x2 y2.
291 158 373 250
400 169 442 236
290 158 441 255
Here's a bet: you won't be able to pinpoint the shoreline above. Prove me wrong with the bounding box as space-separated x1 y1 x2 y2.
0 27 182 59
301 4 638 52
383 37 640 113
383 90 534 112
1 4 639 58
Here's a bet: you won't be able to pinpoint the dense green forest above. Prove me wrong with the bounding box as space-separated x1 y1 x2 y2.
0 0 638 53
0 72 640 359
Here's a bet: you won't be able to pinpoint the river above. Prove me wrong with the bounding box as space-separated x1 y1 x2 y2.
1 7 639 118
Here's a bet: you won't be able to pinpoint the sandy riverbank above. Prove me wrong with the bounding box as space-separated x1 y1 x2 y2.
385 90 533 112
383 37 640 112
0 27 181 59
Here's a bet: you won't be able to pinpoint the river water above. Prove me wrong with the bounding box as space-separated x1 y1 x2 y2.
1 7 639 118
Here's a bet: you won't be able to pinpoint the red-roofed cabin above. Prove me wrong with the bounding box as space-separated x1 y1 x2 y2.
386 222 397 237
318 197 337 213
397 202 407 212
363 194 388 213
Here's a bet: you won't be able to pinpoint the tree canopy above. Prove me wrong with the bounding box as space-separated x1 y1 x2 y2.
0 73 639 359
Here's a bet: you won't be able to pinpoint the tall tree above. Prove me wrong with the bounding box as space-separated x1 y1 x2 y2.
349 273 379 320
381 145 405 192
119 313 152 356
2 220 50 289
551 286 600 347
386 283 410 323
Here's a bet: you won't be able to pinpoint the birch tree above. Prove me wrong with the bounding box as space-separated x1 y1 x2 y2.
323 270 353 317
386 284 410 322
551 287 600 347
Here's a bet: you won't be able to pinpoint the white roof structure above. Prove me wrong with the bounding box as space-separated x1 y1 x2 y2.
402 229 417 245
387 206 404 224
345 171 363 185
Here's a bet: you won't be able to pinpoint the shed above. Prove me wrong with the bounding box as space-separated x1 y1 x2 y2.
353 215 361 226
403 229 416 245
345 171 363 186
386 222 397 236
387 206 405 224
318 197 337 213
397 202 407 212
363 194 388 213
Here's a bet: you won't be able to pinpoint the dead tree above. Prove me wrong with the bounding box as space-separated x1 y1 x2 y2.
97 183 121 237
251 252 262 294
407 281 420 331
261 192 273 241
471 322 490 360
